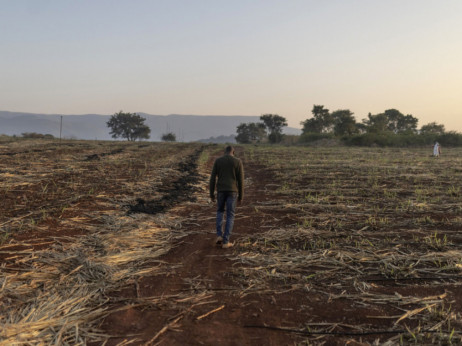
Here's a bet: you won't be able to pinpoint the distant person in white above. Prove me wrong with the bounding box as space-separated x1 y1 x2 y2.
433 141 441 157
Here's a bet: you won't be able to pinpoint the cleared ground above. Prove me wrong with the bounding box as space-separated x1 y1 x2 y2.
1 140 461 345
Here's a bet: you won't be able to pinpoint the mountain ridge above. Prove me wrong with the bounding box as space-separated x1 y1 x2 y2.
0 111 301 142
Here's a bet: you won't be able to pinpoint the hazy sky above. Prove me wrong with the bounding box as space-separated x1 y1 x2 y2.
1 0 461 130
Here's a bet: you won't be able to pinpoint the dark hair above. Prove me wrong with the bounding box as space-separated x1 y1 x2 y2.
225 145 234 153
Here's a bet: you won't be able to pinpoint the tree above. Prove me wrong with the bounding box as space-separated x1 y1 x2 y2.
106 111 151 141
383 109 418 133
161 132 176 142
331 109 359 136
301 105 333 134
362 113 390 133
363 109 418 134
260 114 287 143
301 118 321 134
420 122 445 135
235 123 266 144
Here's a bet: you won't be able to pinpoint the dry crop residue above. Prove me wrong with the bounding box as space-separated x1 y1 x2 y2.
0 140 208 344
1 141 462 345
96 145 462 346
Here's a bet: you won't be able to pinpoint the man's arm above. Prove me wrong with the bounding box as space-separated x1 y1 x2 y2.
237 161 244 202
209 161 217 201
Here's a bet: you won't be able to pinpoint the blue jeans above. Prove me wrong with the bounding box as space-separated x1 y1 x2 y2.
216 191 238 244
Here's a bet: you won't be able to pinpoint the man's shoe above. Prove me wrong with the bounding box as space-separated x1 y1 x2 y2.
222 242 234 249
215 236 223 246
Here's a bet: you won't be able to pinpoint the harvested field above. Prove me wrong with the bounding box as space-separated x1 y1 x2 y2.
1 140 462 345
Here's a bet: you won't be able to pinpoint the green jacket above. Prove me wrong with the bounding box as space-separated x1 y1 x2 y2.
209 154 244 201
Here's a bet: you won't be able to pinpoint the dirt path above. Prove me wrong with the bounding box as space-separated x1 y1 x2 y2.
99 147 304 345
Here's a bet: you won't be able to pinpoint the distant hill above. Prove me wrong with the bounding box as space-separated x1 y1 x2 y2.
0 111 301 142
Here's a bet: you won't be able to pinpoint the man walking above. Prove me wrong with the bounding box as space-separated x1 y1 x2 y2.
209 146 244 248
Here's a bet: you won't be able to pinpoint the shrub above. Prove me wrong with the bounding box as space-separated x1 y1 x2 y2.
280 135 300 145
299 132 334 143
161 132 176 142
21 132 55 139
344 132 454 147
437 132 462 146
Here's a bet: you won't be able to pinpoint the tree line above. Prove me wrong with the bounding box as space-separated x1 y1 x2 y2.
236 105 462 146
300 105 443 136
105 109 461 146
235 114 288 144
